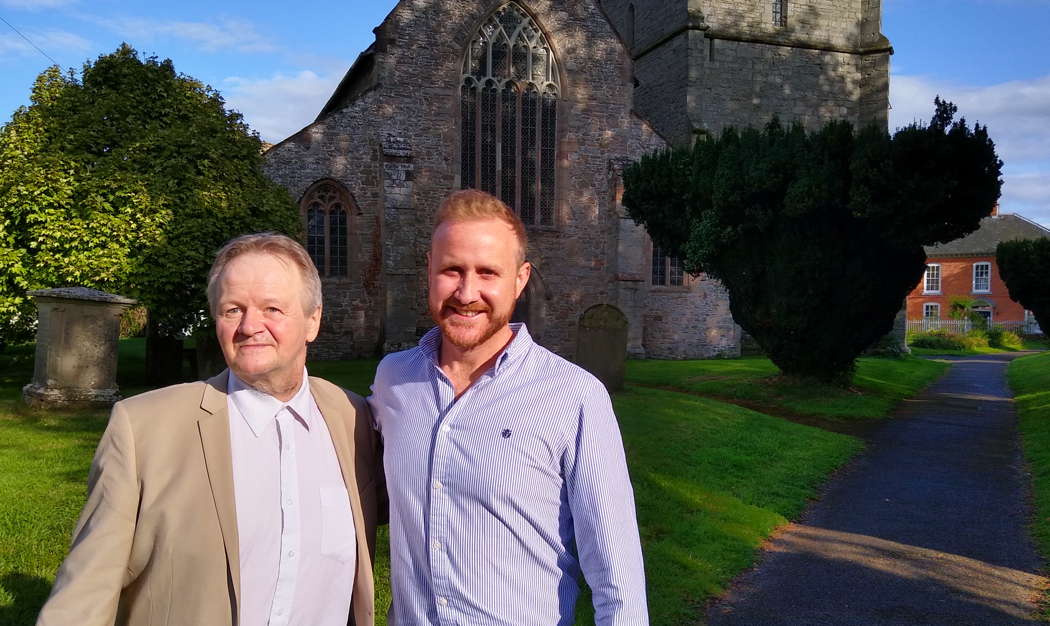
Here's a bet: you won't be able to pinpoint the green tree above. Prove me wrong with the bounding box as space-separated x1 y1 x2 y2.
622 99 1002 382
997 238 1050 334
0 45 299 377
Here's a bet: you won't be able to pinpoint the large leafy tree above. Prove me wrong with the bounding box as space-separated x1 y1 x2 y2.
0 45 298 375
997 238 1050 334
623 100 1002 382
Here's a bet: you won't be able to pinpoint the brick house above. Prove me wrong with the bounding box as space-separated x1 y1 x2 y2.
907 212 1049 333
263 0 891 360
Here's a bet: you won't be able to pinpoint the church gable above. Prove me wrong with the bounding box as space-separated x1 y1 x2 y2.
265 1 751 361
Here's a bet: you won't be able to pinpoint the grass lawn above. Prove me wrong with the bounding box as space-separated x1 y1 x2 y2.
0 342 947 624
1008 351 1050 618
626 355 948 420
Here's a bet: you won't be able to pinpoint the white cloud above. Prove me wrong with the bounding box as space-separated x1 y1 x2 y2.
223 70 343 142
100 16 276 54
1002 172 1050 230
0 29 90 61
891 73 1050 229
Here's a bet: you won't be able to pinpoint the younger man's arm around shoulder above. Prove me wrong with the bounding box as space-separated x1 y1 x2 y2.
565 377 649 626
37 402 139 626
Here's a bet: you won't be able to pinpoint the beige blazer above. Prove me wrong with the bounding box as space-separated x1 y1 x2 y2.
37 371 381 626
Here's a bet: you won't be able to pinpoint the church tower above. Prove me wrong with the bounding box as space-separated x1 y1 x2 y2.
600 0 892 145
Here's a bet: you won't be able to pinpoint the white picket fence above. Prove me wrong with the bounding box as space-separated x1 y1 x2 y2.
908 319 1043 335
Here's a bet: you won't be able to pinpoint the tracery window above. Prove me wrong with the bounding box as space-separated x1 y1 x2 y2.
772 0 788 27
461 3 560 226
301 180 351 277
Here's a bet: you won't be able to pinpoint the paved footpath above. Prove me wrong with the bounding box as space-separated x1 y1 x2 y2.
707 354 1048 625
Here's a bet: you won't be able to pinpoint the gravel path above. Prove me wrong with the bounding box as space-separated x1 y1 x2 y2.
706 354 1047 625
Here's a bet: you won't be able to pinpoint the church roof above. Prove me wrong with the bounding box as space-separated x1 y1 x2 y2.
925 213 1050 257
317 43 378 120
315 2 405 121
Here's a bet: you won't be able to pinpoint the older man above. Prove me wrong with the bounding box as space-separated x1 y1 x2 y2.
370 190 648 625
38 233 381 626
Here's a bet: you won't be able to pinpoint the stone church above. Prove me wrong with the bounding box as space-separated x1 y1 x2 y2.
263 0 891 360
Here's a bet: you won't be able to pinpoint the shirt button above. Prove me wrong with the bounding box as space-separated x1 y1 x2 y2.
433 480 443 490
442 424 451 433
432 540 442 550
288 550 295 558
276 608 284 616
437 596 448 606
285 498 293 506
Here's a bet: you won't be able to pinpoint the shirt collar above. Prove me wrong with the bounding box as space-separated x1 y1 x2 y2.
228 369 313 437
419 322 534 375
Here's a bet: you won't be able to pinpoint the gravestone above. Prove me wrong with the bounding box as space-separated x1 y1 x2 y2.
23 287 136 409
576 304 628 391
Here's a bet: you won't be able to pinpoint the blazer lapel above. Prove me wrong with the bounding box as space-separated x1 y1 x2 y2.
198 370 241 618
310 379 375 602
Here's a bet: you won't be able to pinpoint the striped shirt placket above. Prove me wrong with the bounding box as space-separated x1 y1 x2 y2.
427 360 496 620
270 407 301 625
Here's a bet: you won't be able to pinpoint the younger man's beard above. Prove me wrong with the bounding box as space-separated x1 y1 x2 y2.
431 299 511 351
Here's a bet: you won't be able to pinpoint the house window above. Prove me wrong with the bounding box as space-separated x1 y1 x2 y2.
923 303 940 319
772 0 788 27
461 2 559 226
973 262 991 293
923 264 941 293
301 180 351 277
652 246 684 286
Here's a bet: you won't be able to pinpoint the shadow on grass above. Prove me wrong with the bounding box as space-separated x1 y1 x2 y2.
0 572 52 626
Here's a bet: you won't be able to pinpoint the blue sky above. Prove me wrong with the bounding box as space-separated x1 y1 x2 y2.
2 0 1048 228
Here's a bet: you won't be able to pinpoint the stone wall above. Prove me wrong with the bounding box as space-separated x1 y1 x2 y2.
698 39 865 132
642 276 740 359
263 92 386 359
600 0 890 142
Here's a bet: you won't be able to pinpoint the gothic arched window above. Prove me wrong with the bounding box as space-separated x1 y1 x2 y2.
461 3 560 226
301 180 351 277
772 0 788 27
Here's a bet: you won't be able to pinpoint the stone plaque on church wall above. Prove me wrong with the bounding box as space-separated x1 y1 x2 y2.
576 304 628 392
23 287 136 409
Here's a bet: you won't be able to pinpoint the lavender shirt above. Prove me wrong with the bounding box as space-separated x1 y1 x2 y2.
228 371 356 626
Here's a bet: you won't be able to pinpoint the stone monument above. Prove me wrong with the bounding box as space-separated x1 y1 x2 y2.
23 287 136 409
576 304 628 391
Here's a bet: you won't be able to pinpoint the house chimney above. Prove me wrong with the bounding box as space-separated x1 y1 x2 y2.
991 202 999 216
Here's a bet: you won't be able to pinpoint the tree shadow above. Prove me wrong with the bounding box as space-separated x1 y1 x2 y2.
0 572 53 626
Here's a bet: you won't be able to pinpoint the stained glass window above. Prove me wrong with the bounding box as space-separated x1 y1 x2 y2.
306 204 325 270
773 0 788 27
300 180 352 277
652 246 667 286
461 2 559 225
460 82 477 190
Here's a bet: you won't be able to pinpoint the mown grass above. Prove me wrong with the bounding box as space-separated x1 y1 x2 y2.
1 343 944 624
1008 351 1050 618
611 386 860 624
626 355 948 420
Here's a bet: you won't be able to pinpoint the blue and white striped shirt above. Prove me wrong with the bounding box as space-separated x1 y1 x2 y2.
370 324 648 625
